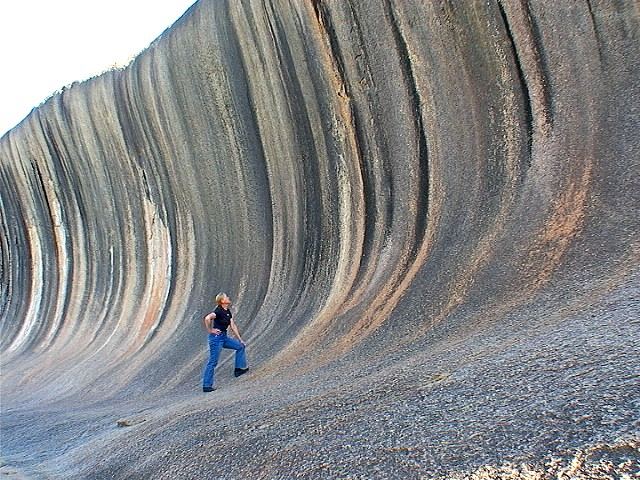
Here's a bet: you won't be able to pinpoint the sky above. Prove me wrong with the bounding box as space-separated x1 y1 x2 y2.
0 0 197 138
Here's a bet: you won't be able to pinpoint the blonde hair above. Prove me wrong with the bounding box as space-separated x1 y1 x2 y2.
215 292 228 305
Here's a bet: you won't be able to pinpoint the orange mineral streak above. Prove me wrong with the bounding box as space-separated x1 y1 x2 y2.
474 159 596 330
524 161 593 291
506 159 594 317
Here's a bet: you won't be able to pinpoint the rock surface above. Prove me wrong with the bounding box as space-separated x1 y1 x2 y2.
1 0 639 478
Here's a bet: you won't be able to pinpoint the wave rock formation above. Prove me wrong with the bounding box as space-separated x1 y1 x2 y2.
1 1 639 478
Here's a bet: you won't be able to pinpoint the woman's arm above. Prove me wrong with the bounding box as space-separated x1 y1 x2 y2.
203 313 221 334
229 319 245 344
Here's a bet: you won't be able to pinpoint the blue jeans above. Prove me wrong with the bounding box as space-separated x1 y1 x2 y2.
202 333 247 388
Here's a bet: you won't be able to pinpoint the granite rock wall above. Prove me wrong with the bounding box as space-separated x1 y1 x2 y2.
1 1 638 477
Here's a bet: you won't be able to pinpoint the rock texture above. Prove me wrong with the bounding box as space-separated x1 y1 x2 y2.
1 0 639 478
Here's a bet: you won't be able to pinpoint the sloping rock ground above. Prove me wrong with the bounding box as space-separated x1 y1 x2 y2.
1 1 638 478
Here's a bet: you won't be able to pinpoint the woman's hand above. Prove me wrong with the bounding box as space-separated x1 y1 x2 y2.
209 328 222 335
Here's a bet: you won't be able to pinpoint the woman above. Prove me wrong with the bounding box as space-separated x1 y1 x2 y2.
202 293 249 392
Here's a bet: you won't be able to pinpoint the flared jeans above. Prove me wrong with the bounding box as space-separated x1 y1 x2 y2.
202 333 247 388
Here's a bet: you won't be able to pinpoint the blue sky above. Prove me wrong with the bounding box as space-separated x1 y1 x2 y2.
0 0 197 138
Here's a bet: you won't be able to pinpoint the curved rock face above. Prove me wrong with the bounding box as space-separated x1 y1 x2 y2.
1 1 638 478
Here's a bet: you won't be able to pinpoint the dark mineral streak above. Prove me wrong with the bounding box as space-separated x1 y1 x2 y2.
1 1 638 478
